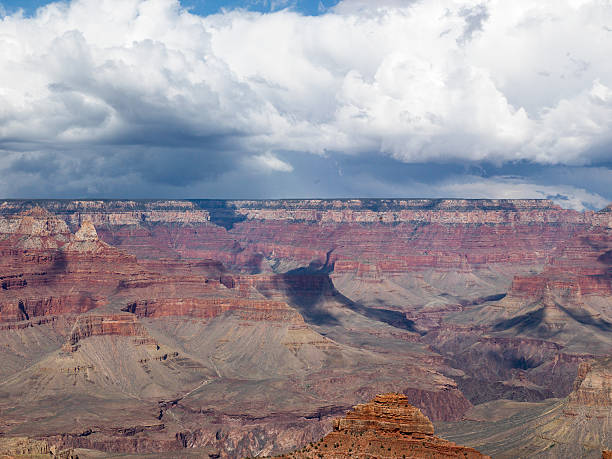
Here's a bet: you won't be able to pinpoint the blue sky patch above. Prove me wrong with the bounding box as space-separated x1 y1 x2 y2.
0 0 340 16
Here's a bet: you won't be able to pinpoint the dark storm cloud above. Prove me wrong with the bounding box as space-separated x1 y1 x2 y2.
131 149 240 186
7 146 240 190
8 152 62 175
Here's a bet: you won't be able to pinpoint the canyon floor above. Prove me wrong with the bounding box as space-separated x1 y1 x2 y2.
0 199 610 458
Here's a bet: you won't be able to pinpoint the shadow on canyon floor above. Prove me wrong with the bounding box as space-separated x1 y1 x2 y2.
282 261 420 333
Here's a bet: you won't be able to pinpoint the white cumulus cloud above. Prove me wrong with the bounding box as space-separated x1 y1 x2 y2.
438 177 609 211
249 151 294 172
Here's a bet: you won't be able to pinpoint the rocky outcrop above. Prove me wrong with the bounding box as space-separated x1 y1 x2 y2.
0 207 71 251
64 314 153 350
276 393 489 458
0 214 143 323
121 298 303 323
0 437 77 458
333 393 434 435
568 358 612 408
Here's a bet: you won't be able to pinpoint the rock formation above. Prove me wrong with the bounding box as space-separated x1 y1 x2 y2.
276 393 489 458
569 358 612 407
0 437 76 458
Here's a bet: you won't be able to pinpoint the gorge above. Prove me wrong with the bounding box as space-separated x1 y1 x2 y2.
0 199 610 458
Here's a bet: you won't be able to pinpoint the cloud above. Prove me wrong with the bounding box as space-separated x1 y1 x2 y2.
437 176 609 211
0 0 610 197
249 151 294 172
458 3 489 44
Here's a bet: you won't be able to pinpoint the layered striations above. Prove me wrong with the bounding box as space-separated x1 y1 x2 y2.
436 357 612 458
276 393 488 458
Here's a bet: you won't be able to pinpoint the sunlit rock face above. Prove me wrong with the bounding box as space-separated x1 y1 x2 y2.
276 393 489 458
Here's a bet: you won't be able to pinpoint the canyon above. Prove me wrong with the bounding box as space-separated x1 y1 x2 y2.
0 199 610 457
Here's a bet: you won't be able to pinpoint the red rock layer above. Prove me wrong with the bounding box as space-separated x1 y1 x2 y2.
334 393 434 435
220 220 588 273
67 314 147 342
122 298 303 323
199 199 610 275
61 313 158 352
0 208 306 328
505 228 612 301
0 295 104 322
0 210 147 323
277 393 489 458
9 199 603 277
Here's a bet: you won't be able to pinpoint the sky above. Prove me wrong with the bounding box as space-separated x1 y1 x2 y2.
0 0 341 16
0 0 611 209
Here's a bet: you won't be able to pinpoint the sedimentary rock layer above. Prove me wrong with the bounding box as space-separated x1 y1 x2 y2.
277 393 489 458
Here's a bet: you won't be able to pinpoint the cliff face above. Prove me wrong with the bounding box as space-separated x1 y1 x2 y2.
0 200 210 226
201 198 591 223
4 199 603 274
122 298 303 323
505 228 612 301
277 393 489 458
0 210 153 326
64 314 153 349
